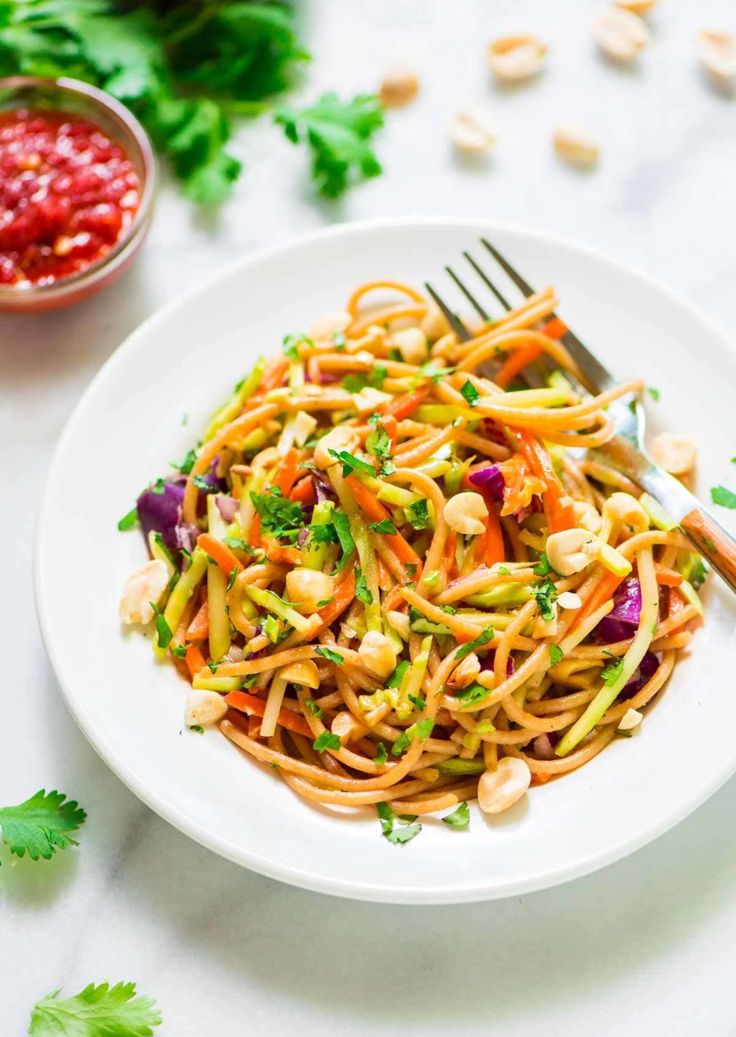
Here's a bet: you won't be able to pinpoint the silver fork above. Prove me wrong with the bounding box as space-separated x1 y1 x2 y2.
425 239 736 594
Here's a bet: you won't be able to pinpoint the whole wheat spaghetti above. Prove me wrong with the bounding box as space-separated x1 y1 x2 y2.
119 282 706 837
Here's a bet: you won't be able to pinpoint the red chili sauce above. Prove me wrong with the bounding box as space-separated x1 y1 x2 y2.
0 108 140 286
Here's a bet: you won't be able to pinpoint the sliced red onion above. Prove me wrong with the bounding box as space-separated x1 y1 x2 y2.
479 650 514 677
175 522 199 556
593 576 643 643
468 464 505 502
532 733 557 760
215 495 239 522
312 469 337 503
137 480 185 552
620 651 659 700
297 527 310 547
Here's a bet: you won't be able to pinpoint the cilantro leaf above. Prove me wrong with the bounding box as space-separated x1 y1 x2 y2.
250 489 304 540
313 732 341 752
117 507 138 532
456 628 493 661
455 683 489 708
533 552 553 577
328 449 376 478
647 386 661 402
29 980 161 1036
408 694 426 711
315 646 344 664
305 698 323 718
368 518 397 535
171 449 197 475
331 510 356 568
0 789 86 863
275 92 384 199
150 603 173 650
549 644 564 666
534 579 558 621
442 801 470 830
710 485 736 509
602 657 625 686
460 380 480 407
373 742 388 765
366 421 394 474
355 568 373 605
407 498 431 530
375 802 422 845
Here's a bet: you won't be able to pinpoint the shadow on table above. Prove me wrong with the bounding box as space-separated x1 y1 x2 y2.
123 773 736 1031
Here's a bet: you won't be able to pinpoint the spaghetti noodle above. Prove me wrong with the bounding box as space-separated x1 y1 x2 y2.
120 281 706 831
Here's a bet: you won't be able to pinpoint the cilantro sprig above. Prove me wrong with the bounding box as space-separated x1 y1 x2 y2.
0 0 308 204
250 488 304 541
29 980 161 1036
0 789 86 863
275 92 385 199
376 802 422 845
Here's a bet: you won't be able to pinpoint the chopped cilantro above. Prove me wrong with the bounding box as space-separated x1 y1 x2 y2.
223 536 255 556
207 660 220 673
533 553 553 577
534 579 558 620
275 92 385 200
442 801 470 830
549 644 564 666
332 331 347 350
226 567 238 591
189 724 205 734
407 497 431 530
315 645 344 664
366 422 395 474
710 485 736 509
328 448 376 477
456 628 493 661
309 522 339 545
193 474 217 493
171 644 187 659
355 568 373 605
376 801 422 845
250 488 304 540
150 603 173 650
332 510 356 568
460 380 480 407
455 683 488 707
313 731 341 752
172 448 197 475
305 698 323 718
602 657 625 686
117 506 138 532
369 518 397 535
647 386 661 402
408 694 426 711
417 361 450 383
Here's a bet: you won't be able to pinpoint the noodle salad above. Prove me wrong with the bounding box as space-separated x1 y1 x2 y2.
118 280 707 840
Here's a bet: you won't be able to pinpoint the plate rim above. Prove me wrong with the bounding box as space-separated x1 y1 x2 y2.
34 216 736 904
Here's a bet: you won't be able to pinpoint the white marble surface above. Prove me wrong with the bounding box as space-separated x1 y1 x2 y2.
3 1 736 1032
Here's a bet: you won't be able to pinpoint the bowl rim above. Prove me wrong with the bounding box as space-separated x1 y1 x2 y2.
0 74 156 300
34 217 736 903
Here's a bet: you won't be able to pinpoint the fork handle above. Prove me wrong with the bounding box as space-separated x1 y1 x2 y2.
680 507 736 594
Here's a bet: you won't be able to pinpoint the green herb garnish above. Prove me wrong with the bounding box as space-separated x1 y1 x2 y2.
442 801 470 830
368 518 397 535
460 380 480 407
342 365 388 393
328 449 376 478
533 553 553 577
0 789 86 863
28 980 161 1036
117 507 138 532
534 579 558 621
305 699 323 718
315 646 344 664
373 742 388 765
456 628 493 661
275 92 384 199
250 488 304 540
710 485 736 509
549 644 564 666
150 603 173 650
313 732 341 752
355 568 373 605
375 802 422 845
602 657 624 686
391 717 434 756
407 498 431 530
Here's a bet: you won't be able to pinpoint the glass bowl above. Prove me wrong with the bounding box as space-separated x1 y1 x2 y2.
0 76 156 313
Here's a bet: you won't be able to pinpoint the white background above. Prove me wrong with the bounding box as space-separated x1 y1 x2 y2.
3 1 736 1033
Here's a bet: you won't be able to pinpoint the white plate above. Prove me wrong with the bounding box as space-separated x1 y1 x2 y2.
36 220 736 904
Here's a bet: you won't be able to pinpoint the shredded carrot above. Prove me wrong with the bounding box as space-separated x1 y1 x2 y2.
310 570 356 636
383 387 429 420
494 342 543 389
568 571 623 637
264 541 303 566
273 447 300 496
225 691 313 738
185 644 207 679
540 316 568 340
346 475 421 567
186 600 209 642
515 430 574 532
290 474 316 505
197 533 244 577
479 498 505 566
655 568 683 587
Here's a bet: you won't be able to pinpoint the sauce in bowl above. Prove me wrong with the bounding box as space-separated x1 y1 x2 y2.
0 108 141 286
